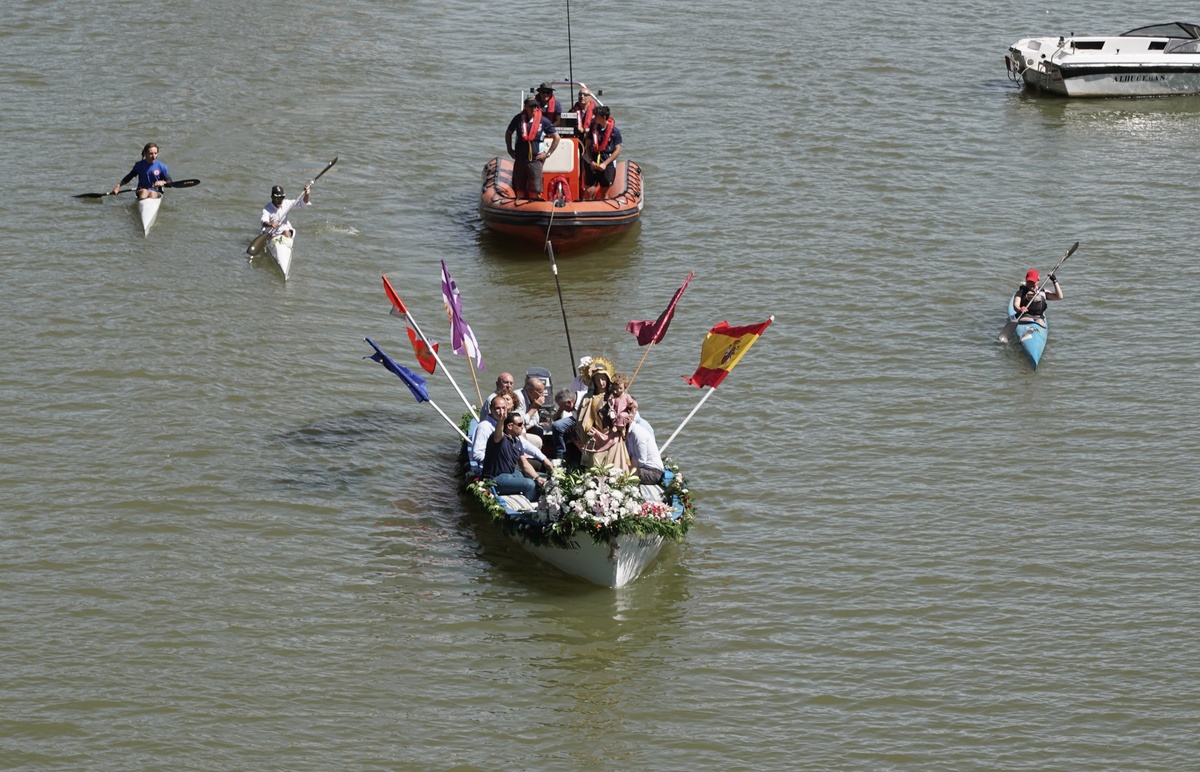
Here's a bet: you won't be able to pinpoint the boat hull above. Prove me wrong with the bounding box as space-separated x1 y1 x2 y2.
137 197 161 236
1015 318 1048 367
1007 296 1048 368
1006 26 1200 97
267 235 294 279
509 530 664 588
479 157 644 252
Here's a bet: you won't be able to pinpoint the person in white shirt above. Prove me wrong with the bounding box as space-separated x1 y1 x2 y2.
625 408 664 485
260 183 311 240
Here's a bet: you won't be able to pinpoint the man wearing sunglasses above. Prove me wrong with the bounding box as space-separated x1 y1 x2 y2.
482 410 545 501
260 183 312 242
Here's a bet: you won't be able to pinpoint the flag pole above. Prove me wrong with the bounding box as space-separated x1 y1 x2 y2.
466 360 484 408
427 398 470 442
658 387 717 455
627 341 655 388
383 276 478 419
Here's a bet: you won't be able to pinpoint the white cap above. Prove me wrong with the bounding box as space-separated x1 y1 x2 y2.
577 355 592 369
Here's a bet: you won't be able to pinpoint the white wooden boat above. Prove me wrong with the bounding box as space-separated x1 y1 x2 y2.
137 196 161 236
470 477 683 588
463 367 693 588
266 235 294 280
1006 22 1200 97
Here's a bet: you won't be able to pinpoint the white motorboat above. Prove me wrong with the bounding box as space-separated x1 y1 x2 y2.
266 235 294 280
136 196 161 235
1005 22 1200 97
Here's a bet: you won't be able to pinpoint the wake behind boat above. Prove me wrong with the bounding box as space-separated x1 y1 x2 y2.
1006 22 1200 97
479 81 644 253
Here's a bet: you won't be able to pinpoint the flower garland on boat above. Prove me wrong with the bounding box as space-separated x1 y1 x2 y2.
466 461 695 549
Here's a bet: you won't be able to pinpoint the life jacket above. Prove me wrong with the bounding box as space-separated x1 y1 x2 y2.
573 100 595 131
586 118 615 162
519 109 544 161
1016 283 1047 316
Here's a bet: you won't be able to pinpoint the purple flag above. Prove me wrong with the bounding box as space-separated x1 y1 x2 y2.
626 271 694 346
439 260 484 370
364 337 430 403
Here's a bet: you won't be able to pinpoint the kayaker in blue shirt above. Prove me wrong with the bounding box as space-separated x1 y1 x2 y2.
1013 268 1064 320
111 142 171 200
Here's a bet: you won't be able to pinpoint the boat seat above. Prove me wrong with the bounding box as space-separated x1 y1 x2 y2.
500 494 537 513
543 136 579 174
639 485 665 504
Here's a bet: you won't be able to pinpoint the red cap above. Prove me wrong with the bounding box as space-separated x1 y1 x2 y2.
1025 269 1039 282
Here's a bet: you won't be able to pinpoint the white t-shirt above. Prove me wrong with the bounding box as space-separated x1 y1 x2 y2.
260 198 310 235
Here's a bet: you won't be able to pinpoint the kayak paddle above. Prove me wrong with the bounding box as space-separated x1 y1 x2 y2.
74 178 201 199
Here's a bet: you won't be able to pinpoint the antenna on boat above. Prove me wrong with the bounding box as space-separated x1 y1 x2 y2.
545 240 577 375
566 0 575 105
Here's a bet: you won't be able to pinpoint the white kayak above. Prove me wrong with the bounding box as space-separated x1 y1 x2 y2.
266 235 294 279
137 196 162 236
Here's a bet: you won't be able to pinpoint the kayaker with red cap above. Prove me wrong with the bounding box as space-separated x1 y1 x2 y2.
1013 267 1064 319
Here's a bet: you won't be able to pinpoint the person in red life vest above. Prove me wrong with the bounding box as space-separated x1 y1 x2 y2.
505 97 560 200
582 105 623 200
534 82 562 125
569 88 596 136
1013 268 1064 320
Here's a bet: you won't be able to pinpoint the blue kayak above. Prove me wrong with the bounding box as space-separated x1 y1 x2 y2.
1007 293 1048 368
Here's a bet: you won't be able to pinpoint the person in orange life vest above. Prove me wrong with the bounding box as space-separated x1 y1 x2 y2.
569 88 596 136
582 105 622 200
1012 268 1063 320
534 82 562 125
505 97 560 199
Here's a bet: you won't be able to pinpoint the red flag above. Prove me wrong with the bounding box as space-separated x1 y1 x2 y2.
683 317 773 388
382 274 408 315
407 326 438 374
626 271 693 346
382 275 439 373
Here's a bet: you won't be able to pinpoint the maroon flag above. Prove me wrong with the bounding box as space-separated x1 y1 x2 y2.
626 271 693 346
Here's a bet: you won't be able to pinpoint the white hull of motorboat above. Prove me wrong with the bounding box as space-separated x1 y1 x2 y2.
267 235 294 279
137 196 161 235
1005 23 1200 97
510 530 665 588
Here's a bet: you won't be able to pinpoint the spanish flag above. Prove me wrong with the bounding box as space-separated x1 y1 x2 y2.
683 317 774 388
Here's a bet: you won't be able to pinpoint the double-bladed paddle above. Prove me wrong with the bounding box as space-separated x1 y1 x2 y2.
74 178 201 199
246 157 338 257
997 241 1079 343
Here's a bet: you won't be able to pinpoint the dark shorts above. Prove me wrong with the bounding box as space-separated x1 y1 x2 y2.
512 159 545 196
636 466 665 486
583 161 616 188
